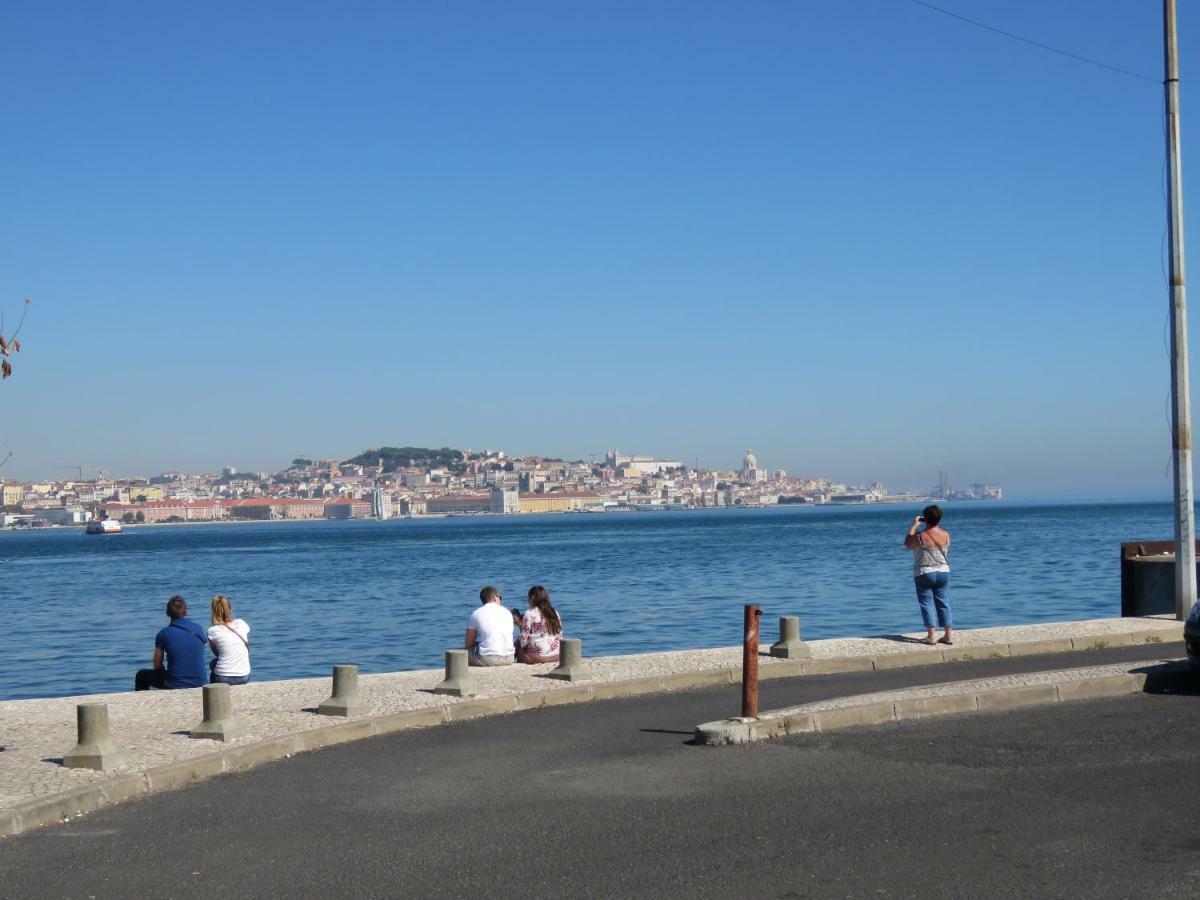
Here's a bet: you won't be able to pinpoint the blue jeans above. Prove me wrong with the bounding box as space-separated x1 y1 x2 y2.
914 572 952 629
210 673 250 685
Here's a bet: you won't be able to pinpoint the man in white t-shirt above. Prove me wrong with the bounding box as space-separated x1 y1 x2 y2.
465 585 515 666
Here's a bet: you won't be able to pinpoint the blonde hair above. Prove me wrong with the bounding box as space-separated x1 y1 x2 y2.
211 595 234 625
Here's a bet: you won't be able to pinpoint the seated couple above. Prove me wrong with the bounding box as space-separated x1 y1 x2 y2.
465 585 562 667
134 594 252 690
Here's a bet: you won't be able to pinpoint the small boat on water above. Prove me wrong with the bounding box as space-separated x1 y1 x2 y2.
85 519 122 535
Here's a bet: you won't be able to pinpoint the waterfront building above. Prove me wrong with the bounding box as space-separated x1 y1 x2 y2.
425 493 491 515
186 499 227 521
829 492 878 504
400 497 427 516
28 507 87 526
489 488 519 514
323 497 372 518
518 491 603 513
227 498 327 520
102 499 189 523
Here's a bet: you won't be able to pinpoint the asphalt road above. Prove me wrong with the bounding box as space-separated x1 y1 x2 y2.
1 642 1195 900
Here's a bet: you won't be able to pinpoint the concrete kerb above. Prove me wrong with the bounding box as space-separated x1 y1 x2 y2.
1132 627 1181 645
944 645 1010 663
8 782 121 834
445 695 521 722
812 701 898 732
1071 633 1135 651
871 650 946 669
516 686 595 709
372 707 450 734
894 693 979 721
2 622 1183 837
804 656 876 675
218 735 304 771
144 752 228 792
1007 638 1075 657
694 670 1157 746
1055 672 1146 701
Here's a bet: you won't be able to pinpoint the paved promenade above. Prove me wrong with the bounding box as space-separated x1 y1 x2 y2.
0 615 1180 836
0 642 1194 899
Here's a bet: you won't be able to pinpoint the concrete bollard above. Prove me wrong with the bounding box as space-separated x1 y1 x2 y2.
62 703 126 770
547 638 588 681
770 616 812 660
318 665 361 717
433 649 477 697
189 683 243 742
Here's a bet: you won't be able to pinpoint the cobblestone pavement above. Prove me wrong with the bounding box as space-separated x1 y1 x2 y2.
0 615 1179 813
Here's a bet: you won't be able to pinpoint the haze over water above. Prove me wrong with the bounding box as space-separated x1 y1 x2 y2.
0 501 1175 700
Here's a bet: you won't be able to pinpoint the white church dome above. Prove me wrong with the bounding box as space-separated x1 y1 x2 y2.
743 449 758 471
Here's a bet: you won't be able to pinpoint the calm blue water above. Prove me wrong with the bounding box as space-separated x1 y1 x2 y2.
0 501 1174 700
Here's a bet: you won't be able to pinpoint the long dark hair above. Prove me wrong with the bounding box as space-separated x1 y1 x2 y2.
527 585 561 635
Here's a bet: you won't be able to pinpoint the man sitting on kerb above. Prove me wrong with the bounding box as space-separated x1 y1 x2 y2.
134 595 208 690
465 585 515 666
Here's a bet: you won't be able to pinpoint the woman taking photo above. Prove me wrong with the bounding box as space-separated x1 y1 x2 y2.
516 585 563 664
207 594 251 684
904 505 953 646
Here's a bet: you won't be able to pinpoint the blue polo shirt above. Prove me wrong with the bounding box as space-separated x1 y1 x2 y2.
155 617 209 688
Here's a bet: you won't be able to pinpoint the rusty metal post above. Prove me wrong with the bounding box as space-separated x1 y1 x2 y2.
741 603 762 718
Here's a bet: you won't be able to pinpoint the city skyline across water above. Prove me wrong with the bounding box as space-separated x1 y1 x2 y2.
1 445 1003 528
5 445 992 494
0 499 1174 701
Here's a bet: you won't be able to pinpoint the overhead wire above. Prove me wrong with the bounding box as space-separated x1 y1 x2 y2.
900 0 1160 85
904 0 1171 468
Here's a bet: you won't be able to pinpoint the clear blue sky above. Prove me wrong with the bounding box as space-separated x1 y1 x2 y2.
0 1 1190 497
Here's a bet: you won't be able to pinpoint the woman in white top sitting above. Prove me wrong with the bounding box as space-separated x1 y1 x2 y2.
516 585 563 664
207 594 251 685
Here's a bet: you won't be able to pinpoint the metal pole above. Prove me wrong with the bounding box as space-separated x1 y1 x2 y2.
741 603 761 718
1166 0 1198 621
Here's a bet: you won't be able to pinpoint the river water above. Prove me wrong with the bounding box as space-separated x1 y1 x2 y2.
0 501 1174 700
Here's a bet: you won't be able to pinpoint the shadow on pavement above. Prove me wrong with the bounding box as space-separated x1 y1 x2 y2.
1135 660 1200 696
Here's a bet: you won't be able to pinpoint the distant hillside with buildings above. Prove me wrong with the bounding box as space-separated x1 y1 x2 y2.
0 446 999 527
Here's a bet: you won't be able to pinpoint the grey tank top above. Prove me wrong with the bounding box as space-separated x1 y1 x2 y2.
912 532 950 576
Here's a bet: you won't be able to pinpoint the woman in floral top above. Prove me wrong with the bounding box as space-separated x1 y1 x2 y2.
517 585 562 663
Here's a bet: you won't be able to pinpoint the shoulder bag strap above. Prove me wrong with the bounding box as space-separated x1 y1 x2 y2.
932 532 949 563
171 619 207 644
222 623 250 649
